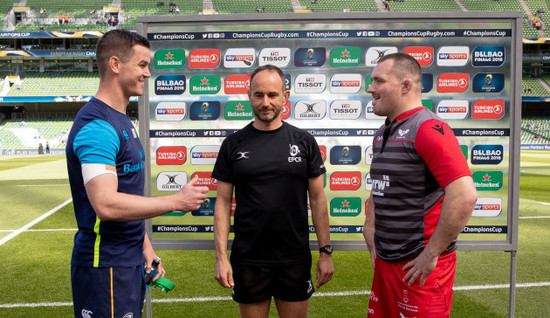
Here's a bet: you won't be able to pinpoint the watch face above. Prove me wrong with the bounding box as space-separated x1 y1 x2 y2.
320 245 333 254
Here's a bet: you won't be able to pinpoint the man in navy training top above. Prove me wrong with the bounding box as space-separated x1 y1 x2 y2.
213 64 334 318
66 29 209 318
363 52 478 317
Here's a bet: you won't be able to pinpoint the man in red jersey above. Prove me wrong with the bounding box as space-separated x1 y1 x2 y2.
364 53 478 317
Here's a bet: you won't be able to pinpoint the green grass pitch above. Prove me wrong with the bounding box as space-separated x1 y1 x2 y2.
0 151 549 317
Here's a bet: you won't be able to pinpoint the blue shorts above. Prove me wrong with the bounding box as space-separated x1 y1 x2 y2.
71 265 145 318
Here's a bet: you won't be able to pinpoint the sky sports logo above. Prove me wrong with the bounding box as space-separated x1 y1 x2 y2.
155 102 186 121
154 49 185 69
437 46 469 66
223 48 255 68
330 74 362 93
472 99 504 120
403 46 434 66
436 100 469 120
330 197 361 217
156 146 187 165
258 48 291 67
189 48 220 69
330 171 361 191
473 197 502 217
365 101 385 120
190 145 219 165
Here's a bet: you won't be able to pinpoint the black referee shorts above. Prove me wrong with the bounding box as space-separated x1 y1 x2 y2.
231 260 314 304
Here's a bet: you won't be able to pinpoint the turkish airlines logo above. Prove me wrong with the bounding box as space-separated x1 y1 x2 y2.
281 100 291 120
329 74 362 93
224 74 250 94
258 48 291 67
437 46 470 66
189 49 220 68
156 146 187 165
437 73 469 93
330 171 361 191
224 48 255 68
294 74 326 93
472 99 504 120
319 145 327 162
365 47 398 66
436 100 469 120
155 102 186 121
403 47 434 66
191 172 218 190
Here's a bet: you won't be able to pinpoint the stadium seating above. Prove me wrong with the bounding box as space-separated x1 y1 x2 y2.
387 0 460 12
0 119 73 149
307 0 379 12
522 75 550 96
521 117 550 144
5 72 99 97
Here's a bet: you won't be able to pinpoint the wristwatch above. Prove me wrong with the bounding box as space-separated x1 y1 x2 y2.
319 245 333 255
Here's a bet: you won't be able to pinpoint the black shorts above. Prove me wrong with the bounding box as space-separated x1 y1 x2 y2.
231 260 315 304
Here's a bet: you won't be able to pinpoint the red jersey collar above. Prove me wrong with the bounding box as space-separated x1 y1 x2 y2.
386 106 426 125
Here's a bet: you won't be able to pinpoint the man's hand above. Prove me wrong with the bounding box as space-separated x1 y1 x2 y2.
402 250 438 287
316 253 334 289
143 248 165 282
175 175 209 212
214 258 234 288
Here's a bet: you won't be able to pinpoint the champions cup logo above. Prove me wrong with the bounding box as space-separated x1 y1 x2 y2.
190 101 221 121
155 102 186 121
192 197 215 216
223 48 256 68
294 74 326 93
156 146 187 165
472 73 504 93
189 75 221 95
295 100 326 120
436 73 469 93
472 99 504 119
224 74 251 94
403 46 434 66
330 197 361 217
330 145 361 165
330 171 362 191
156 171 187 191
472 46 505 67
189 48 220 68
294 47 326 67
330 74 362 93
422 73 434 93
365 47 398 66
258 48 291 67
330 100 361 120
473 197 502 217
154 49 185 69
437 46 470 66
436 100 469 120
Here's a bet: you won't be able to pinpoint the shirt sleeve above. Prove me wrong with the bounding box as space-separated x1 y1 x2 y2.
211 138 233 183
73 119 120 166
415 119 471 190
307 134 326 178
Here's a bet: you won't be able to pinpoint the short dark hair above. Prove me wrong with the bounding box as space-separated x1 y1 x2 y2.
249 64 286 92
378 52 422 85
96 29 150 78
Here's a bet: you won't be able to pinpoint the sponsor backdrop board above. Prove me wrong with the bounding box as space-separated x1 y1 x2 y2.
138 12 521 252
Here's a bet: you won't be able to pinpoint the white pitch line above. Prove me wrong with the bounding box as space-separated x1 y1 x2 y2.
0 198 72 247
1 282 549 309
519 216 550 219
0 229 77 233
16 184 69 187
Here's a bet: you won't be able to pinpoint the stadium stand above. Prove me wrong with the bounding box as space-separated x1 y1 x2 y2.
0 119 72 149
307 0 379 12
5 72 98 97
386 0 460 12
521 117 550 144
212 0 294 14
522 75 550 96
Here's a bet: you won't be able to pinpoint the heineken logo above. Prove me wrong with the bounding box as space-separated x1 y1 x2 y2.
473 171 503 191
154 49 185 69
330 47 361 66
189 75 220 94
330 197 361 217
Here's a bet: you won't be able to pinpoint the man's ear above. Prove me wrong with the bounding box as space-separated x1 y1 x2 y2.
402 78 413 94
109 56 121 75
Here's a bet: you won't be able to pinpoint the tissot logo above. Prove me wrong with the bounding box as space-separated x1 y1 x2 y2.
155 102 186 121
191 172 218 190
330 100 361 120
473 197 502 217
224 48 256 68
330 171 361 191
189 101 221 120
403 46 434 66
472 46 505 67
224 74 250 94
156 171 187 191
224 101 253 120
189 75 220 95
365 47 398 66
189 48 220 68
154 49 185 69
436 46 470 66
422 73 433 93
330 197 361 217
329 74 362 93
294 100 326 120
330 47 361 67
156 146 187 165
192 197 215 216
472 99 504 120
330 146 361 165
365 101 385 120
155 75 186 95
258 48 291 67
436 100 469 120
436 73 469 93
294 74 326 93
473 171 503 191
190 145 220 165
294 47 326 67
471 144 503 165
472 73 504 93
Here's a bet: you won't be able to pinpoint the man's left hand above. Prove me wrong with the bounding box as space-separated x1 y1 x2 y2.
402 250 438 287
316 253 334 289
